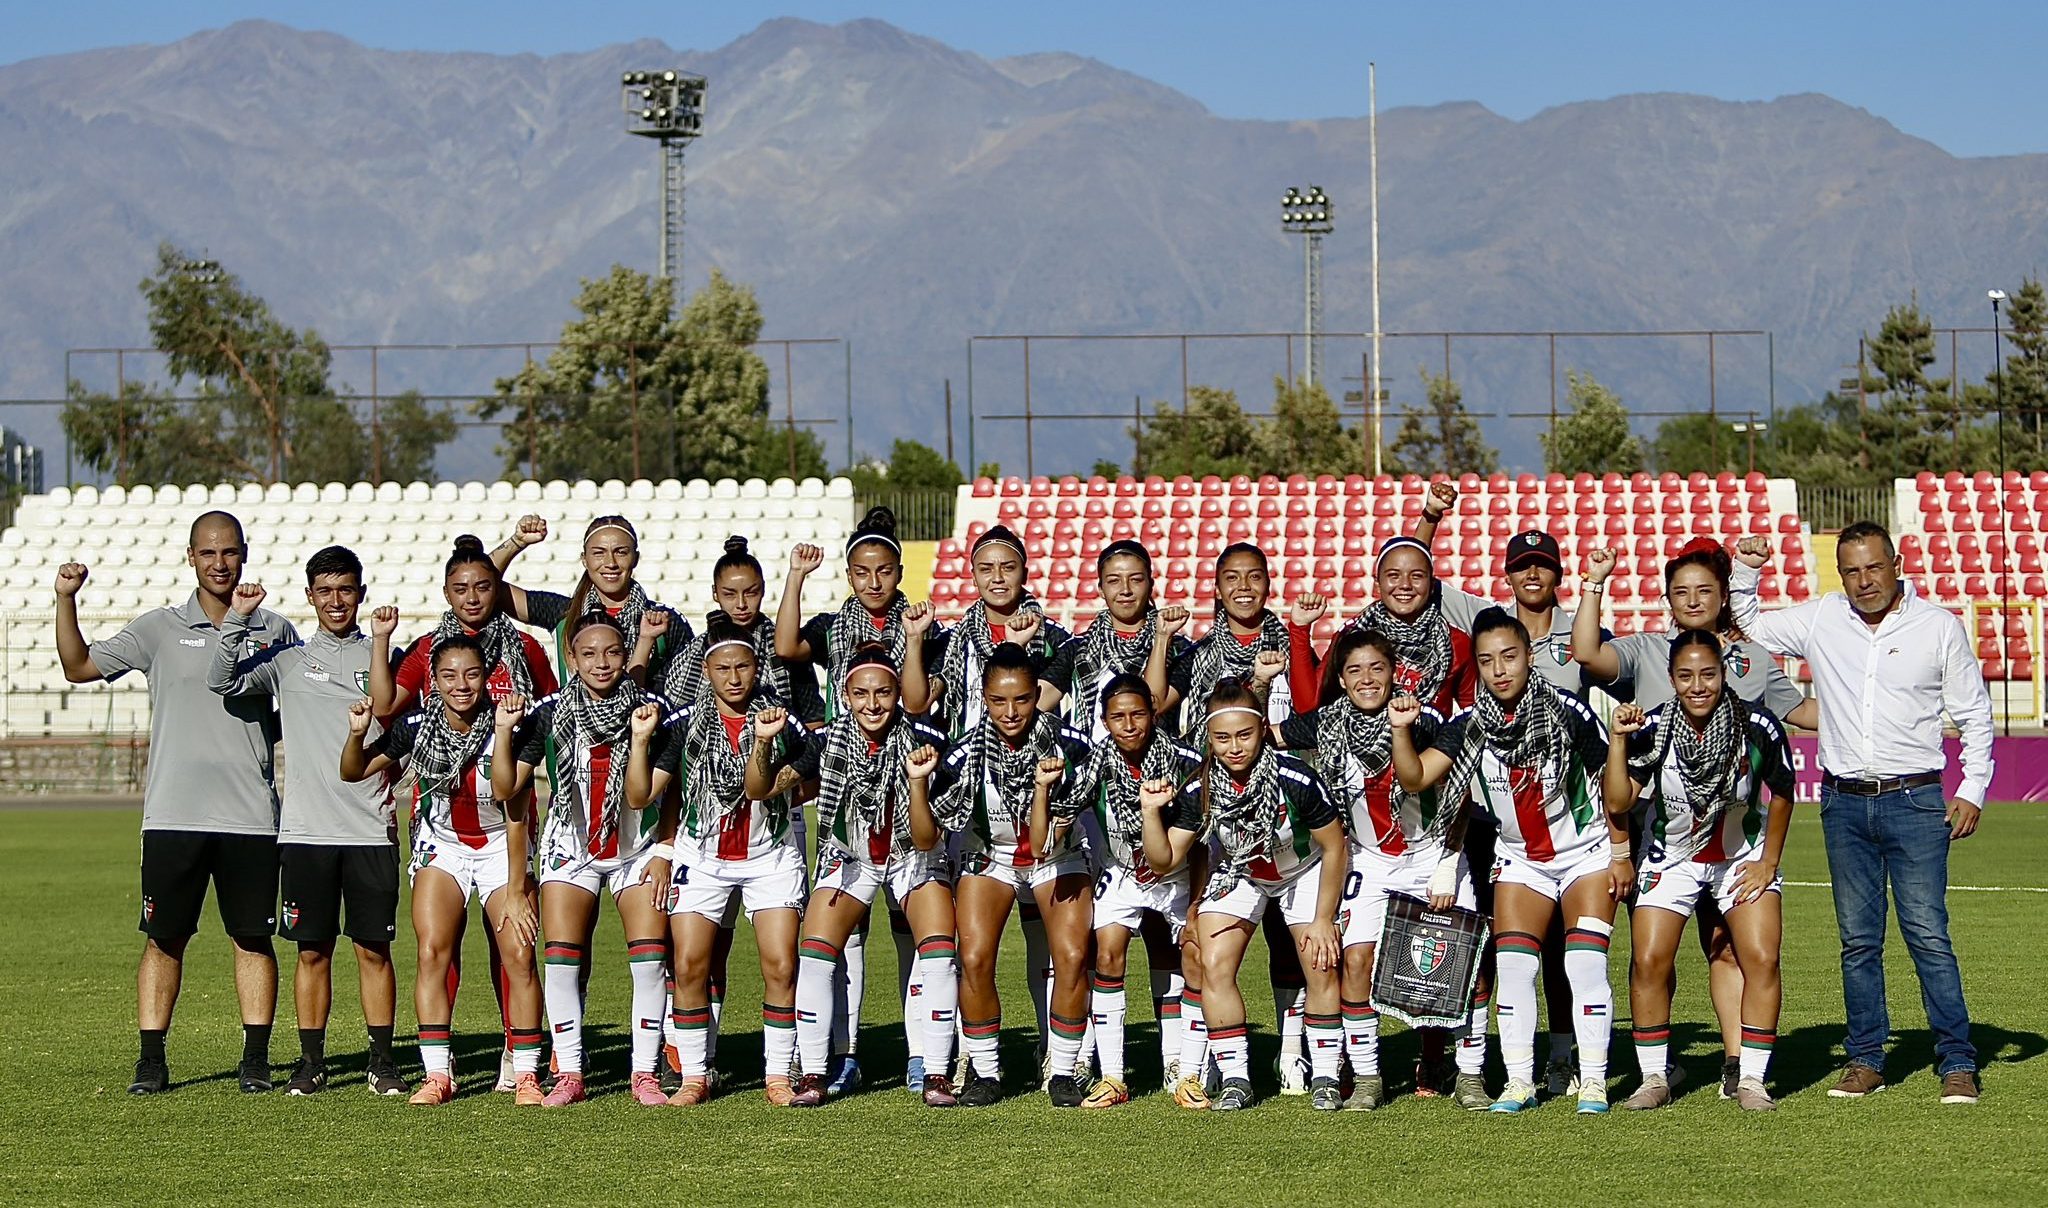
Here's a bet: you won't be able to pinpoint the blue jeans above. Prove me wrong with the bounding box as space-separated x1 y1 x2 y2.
1820 782 1976 1075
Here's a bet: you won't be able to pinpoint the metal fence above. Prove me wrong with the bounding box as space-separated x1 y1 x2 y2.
855 488 956 542
1796 485 1895 534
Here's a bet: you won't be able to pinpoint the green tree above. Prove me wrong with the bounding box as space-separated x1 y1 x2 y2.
1132 386 1260 477
673 269 775 480
1858 299 1997 475
369 390 459 484
1258 377 1365 475
2001 277 2048 460
844 439 961 494
1542 370 1644 475
61 380 242 486
975 461 1003 481
1090 459 1123 479
1384 370 1499 476
742 419 830 480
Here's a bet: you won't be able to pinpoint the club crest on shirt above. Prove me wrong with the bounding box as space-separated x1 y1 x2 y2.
355 670 370 694
281 902 300 929
141 895 155 921
1409 934 1449 976
1724 647 1751 677
1552 641 1572 667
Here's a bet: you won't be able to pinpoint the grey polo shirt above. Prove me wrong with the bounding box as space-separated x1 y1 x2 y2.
91 591 298 835
1442 585 1607 700
1609 631 1807 720
209 617 396 846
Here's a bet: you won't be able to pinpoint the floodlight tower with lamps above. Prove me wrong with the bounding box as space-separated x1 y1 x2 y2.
621 69 706 291
1281 186 1333 388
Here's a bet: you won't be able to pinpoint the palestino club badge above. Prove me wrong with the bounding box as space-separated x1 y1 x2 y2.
1724 647 1751 678
1553 641 1572 667
142 896 155 922
282 902 300 929
1640 871 1662 895
1409 933 1449 976
354 669 370 694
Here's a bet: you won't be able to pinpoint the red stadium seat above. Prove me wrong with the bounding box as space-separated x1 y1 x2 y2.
1612 613 1638 637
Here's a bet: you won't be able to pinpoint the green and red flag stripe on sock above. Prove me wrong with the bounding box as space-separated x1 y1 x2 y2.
763 1003 796 1030
1341 999 1378 1020
626 938 666 963
1091 972 1126 992
1207 1024 1248 1042
962 1016 1002 1039
1564 928 1611 954
543 942 586 967
1740 1025 1777 1050
509 1028 543 1052
799 938 841 964
418 1024 452 1046
915 937 956 960
671 1005 712 1031
1050 1012 1087 1039
1634 1023 1671 1045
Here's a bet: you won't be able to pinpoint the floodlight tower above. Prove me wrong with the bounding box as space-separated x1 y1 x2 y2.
1281 186 1333 388
621 69 707 291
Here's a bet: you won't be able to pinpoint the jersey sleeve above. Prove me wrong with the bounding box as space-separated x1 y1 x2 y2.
1749 707 1797 801
928 741 969 801
1169 779 1204 834
1041 637 1080 695
393 636 432 699
1560 693 1610 778
525 590 571 633
1757 659 1808 722
367 712 420 762
1624 716 1659 765
87 612 157 680
1276 708 1322 751
512 700 555 767
783 724 823 780
1166 643 1195 697
798 614 833 668
1426 712 1469 757
1411 709 1442 751
652 710 689 776
1283 762 1340 831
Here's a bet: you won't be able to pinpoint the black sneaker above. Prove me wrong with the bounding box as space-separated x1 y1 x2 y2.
128 1057 170 1095
1720 1056 1741 1100
366 1055 409 1097
285 1058 327 1096
239 1058 274 1094
1309 1076 1344 1111
1047 1074 1085 1108
1214 1077 1256 1112
659 1064 682 1096
959 1076 1004 1108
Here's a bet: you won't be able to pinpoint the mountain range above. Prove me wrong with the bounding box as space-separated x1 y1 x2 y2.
2 17 2044 480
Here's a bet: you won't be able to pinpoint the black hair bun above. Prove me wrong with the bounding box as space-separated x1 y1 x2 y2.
859 505 897 536
724 534 750 554
453 534 486 555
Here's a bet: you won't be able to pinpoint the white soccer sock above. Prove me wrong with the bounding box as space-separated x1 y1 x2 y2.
672 999 712 1077
542 941 587 1075
916 936 958 1077
795 937 841 1076
1563 919 1614 1087
1023 913 1053 1046
1273 983 1306 1063
833 923 866 1057
1210 1023 1250 1084
1151 967 1184 1071
1306 1011 1342 1082
626 938 668 1074
1634 1022 1671 1079
1091 972 1129 1083
1341 1000 1380 1078
962 1010 1001 1080
418 1022 452 1077
1494 935 1543 1086
763 999 797 1081
1177 987 1209 1077
1458 990 1491 1077
1738 1024 1775 1084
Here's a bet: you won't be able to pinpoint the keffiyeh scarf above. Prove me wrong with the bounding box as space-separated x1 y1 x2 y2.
1631 690 1747 859
1435 681 1576 820
548 678 646 852
826 593 909 716
1179 610 1291 736
815 711 919 859
1358 586 1453 706
406 702 493 801
937 595 1047 736
1080 730 1183 858
931 710 1069 834
1067 606 1160 727
434 609 535 700
1202 745 1284 897
661 613 788 708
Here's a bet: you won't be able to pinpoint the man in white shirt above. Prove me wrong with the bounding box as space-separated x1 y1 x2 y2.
1731 522 1991 1105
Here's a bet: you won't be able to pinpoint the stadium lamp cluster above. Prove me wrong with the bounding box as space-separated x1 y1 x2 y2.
620 69 707 138
1281 186 1333 233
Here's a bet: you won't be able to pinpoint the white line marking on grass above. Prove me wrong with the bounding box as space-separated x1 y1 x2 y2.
1784 880 2048 894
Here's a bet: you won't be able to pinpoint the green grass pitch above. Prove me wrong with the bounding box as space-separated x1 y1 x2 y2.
5 805 2047 1205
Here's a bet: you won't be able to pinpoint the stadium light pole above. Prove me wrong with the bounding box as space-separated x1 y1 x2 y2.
1991 288 2012 735
1281 186 1333 389
621 69 707 293
1367 61 1383 477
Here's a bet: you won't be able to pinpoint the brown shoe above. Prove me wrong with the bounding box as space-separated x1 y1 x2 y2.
1940 1070 1980 1104
1827 1063 1886 1098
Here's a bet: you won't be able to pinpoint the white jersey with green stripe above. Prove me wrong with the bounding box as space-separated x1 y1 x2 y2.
1435 689 1610 867
1627 701 1797 865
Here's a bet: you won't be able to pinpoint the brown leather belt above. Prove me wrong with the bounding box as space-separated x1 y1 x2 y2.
1821 771 1943 796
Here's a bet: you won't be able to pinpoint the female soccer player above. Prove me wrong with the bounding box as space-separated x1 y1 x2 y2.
1167 670 1348 1112
909 645 1095 1107
340 636 545 1106
654 620 810 1106
1394 607 1628 1115
1273 627 1490 1111
492 614 680 1108
1574 536 1816 1097
1041 540 1192 738
751 646 960 1107
779 506 938 720
1065 674 1203 1107
1605 631 1796 1112
490 513 690 688
370 536 557 1092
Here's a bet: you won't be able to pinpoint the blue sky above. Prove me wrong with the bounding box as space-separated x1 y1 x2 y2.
6 2 2044 157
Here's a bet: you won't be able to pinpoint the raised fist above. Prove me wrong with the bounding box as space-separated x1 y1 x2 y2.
1734 536 1770 570
903 600 935 638
495 694 527 730
1289 592 1328 628
1035 756 1066 789
232 582 267 615
630 701 662 739
1004 608 1044 649
1610 703 1648 735
905 744 938 781
512 515 548 548
1139 779 1176 811
1156 604 1190 638
1387 694 1421 729
1584 547 1618 584
346 697 374 736
640 611 671 642
53 563 88 598
753 707 789 740
370 605 400 639
1251 649 1286 683
1426 480 1458 518
790 544 825 576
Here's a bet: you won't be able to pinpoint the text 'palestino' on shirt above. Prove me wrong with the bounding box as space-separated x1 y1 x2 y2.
90 590 298 835
1067 739 1204 881
512 693 663 862
1174 754 1339 887
926 724 1096 868
1279 706 1444 857
1429 689 1610 865
782 717 949 867
657 706 799 862
368 710 508 849
1626 701 1797 865
210 614 394 846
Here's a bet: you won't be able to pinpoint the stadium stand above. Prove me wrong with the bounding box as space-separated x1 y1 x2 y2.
0 477 857 737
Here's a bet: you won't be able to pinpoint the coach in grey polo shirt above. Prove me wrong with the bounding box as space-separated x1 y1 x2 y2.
56 510 297 1095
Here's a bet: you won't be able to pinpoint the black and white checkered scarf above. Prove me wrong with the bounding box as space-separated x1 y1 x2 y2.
932 710 1069 834
936 595 1047 736
679 696 768 830
1202 745 1283 898
1436 680 1575 818
1631 691 1747 858
548 678 646 851
660 612 787 709
1078 729 1182 858
1358 587 1453 706
1066 606 1160 728
1316 699 1440 844
433 609 534 700
815 711 918 859
406 701 493 801
825 593 908 717
1179 610 1290 737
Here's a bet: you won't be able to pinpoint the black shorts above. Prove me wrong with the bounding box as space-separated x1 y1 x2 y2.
279 843 399 945
1465 819 1499 916
139 830 280 941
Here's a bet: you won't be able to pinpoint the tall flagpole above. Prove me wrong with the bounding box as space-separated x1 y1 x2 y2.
1368 62 1384 477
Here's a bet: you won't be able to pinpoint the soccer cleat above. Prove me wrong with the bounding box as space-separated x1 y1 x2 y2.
238 1058 273 1094
128 1057 170 1096
1623 1073 1676 1111
1213 1077 1255 1112
366 1055 409 1097
495 1047 516 1093
1344 1075 1386 1111
667 1075 710 1106
1734 1076 1778 1111
827 1055 861 1097
630 1071 669 1107
1412 1056 1452 1099
1047 1073 1086 1108
958 1076 1004 1108
1940 1071 1980 1105
1163 1059 1182 1089
1309 1076 1343 1111
1720 1055 1741 1100
285 1058 327 1096
764 1074 798 1107
1275 1053 1311 1096
513 1072 545 1106
1452 1072 1492 1111
1080 1077 1129 1108
905 1056 926 1090
1172 1074 1212 1111
1488 1079 1539 1113
921 1074 959 1108
540 1073 586 1106
408 1072 455 1106
1827 1063 1886 1099
1576 1083 1609 1114
704 1069 723 1095
1544 1054 1580 1098
791 1072 830 1107
661 1044 683 1095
